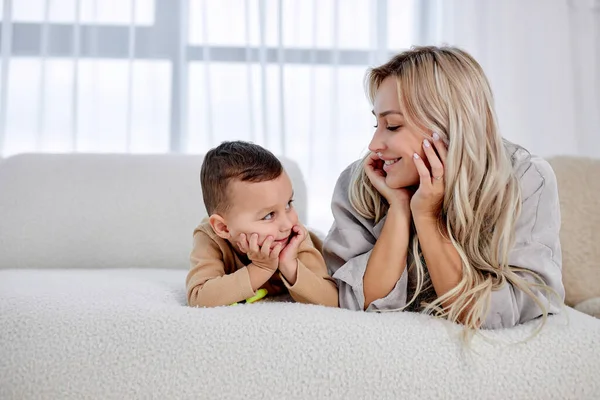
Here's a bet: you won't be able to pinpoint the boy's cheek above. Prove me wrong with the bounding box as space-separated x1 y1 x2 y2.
291 210 300 225
239 231 268 247
236 225 281 247
230 233 245 249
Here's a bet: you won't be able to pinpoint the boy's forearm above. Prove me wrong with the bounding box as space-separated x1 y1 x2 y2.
283 260 339 307
278 260 298 285
246 263 277 292
279 238 339 307
187 267 256 307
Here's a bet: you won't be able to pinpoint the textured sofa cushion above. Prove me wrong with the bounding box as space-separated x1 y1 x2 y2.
1 268 599 400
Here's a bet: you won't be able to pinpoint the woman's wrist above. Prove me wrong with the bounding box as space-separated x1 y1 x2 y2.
388 198 411 214
412 211 437 224
385 201 412 230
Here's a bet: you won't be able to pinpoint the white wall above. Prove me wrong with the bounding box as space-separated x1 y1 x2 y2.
431 0 599 158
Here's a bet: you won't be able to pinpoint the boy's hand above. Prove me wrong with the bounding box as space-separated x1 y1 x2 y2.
238 233 283 272
278 225 306 272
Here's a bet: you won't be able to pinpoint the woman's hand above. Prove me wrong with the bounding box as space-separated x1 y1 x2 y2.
410 133 448 219
364 152 413 207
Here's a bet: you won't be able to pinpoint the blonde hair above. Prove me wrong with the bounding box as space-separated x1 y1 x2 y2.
351 46 553 336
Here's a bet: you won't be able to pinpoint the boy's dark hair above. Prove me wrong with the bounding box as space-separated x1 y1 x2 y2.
201 141 283 215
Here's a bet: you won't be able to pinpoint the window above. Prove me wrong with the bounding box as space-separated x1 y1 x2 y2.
0 0 418 232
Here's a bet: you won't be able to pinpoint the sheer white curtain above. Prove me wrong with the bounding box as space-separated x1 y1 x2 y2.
1 0 597 233
0 0 417 232
422 0 600 159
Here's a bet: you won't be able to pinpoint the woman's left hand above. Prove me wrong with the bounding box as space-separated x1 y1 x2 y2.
410 133 448 219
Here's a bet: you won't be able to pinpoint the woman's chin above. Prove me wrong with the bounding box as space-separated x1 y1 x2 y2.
384 175 403 189
385 174 416 190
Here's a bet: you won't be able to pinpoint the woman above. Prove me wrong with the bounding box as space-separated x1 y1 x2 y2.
323 46 564 331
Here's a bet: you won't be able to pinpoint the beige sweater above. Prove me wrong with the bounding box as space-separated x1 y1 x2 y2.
186 222 338 308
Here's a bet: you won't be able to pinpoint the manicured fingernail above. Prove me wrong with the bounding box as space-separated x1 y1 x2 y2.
424 139 431 148
433 132 440 141
413 153 420 159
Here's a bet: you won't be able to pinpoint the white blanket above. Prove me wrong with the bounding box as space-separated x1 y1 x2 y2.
1 269 599 400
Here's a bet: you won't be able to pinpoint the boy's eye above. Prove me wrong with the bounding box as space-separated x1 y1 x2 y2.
286 200 294 210
263 212 275 221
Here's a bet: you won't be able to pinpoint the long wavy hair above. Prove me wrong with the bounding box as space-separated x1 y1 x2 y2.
350 46 552 334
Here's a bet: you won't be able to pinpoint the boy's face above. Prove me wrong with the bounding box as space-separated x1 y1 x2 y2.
210 172 299 249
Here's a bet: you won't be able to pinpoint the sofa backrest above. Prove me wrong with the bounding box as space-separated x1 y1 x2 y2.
0 153 308 270
547 155 600 307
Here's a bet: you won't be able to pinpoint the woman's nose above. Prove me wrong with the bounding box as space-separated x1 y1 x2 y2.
368 129 385 153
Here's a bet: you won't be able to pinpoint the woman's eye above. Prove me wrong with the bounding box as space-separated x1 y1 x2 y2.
374 123 401 131
263 212 274 221
286 200 294 210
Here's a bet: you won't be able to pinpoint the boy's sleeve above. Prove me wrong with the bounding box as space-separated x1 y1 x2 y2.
186 230 256 307
280 228 339 307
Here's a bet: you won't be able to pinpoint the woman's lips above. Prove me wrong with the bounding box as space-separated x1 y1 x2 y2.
382 157 401 172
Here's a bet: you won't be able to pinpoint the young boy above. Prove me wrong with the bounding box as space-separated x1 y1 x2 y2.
186 141 338 308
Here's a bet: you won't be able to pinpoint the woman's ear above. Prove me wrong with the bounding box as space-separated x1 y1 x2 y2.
209 214 231 240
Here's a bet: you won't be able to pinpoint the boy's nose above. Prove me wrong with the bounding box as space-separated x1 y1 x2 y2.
280 214 294 232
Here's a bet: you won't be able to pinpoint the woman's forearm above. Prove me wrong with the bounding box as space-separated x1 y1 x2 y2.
413 215 463 309
363 202 411 309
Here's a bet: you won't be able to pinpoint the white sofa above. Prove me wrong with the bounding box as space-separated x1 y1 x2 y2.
1 153 599 400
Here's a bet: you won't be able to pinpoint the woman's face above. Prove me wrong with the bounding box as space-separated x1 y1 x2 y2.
368 76 429 189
